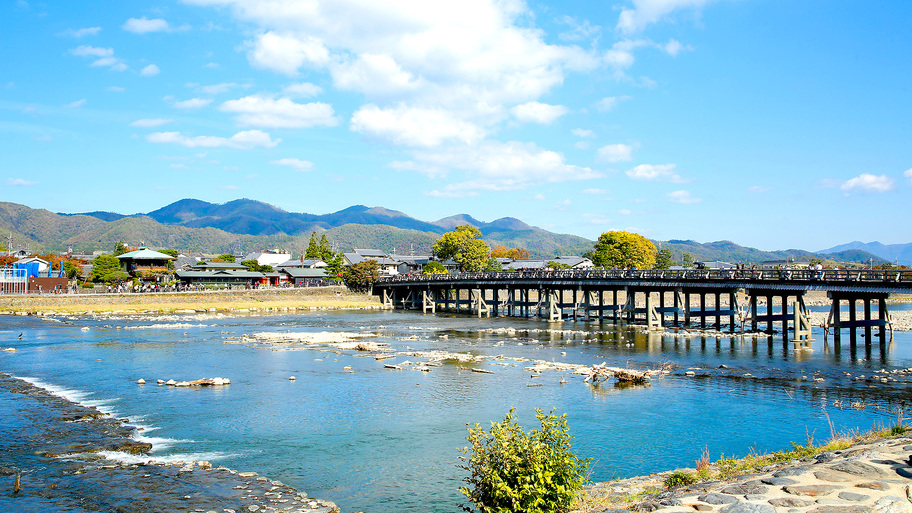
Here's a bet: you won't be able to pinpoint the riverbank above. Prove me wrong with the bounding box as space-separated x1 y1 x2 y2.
574 427 912 513
0 287 382 315
0 372 341 513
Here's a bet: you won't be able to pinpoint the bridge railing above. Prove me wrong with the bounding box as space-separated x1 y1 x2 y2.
377 268 912 285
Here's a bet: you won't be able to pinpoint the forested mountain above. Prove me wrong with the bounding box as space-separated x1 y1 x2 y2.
819 241 912 265
0 200 896 265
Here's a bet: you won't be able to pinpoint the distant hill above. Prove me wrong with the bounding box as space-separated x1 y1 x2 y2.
0 199 900 265
819 241 912 265
817 249 888 265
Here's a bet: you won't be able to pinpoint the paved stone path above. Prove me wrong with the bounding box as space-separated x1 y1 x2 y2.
583 435 912 513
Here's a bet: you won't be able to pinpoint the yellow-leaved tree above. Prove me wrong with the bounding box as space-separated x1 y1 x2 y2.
591 231 657 269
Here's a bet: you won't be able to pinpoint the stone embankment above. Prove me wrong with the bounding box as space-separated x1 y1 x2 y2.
0 287 381 315
579 434 912 513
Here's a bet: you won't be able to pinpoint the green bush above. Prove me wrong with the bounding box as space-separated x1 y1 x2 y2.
459 408 590 513
664 470 697 489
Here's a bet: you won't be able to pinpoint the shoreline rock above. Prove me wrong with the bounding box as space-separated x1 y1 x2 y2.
0 372 339 513
575 432 912 513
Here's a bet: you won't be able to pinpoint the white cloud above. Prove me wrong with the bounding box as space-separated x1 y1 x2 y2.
619 209 633 215
667 190 701 204
395 140 600 193
65 99 86 108
572 128 595 138
510 102 568 125
597 143 634 163
351 104 485 148
131 118 172 128
146 130 280 149
6 178 38 186
533 193 546 200
248 31 330 75
70 45 127 71
840 174 895 193
617 0 714 34
574 141 590 150
140 64 160 76
63 27 101 38
664 39 686 56
904 168 912 183
558 16 601 43
595 96 631 112
626 163 686 182
221 95 338 128
583 214 612 224
183 0 596 132
332 53 424 97
747 185 772 193
583 188 609 194
108 86 125 92
70 45 112 58
172 97 213 109
270 158 314 172
283 82 323 98
197 82 245 95
122 17 171 34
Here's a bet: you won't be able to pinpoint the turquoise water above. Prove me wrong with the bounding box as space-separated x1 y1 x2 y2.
1 309 911 512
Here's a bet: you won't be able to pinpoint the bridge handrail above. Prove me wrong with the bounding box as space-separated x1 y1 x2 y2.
376 268 912 285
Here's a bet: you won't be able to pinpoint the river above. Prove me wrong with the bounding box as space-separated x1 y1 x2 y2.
1 308 910 512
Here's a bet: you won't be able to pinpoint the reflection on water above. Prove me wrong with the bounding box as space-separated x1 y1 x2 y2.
1 310 911 513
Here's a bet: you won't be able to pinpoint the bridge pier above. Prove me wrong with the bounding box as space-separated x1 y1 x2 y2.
826 292 891 347
744 290 810 343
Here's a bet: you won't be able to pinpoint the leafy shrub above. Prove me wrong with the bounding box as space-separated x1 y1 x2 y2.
459 408 590 513
663 470 697 489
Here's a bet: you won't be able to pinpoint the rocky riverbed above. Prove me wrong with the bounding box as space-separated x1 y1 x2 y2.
0 372 340 513
578 433 912 513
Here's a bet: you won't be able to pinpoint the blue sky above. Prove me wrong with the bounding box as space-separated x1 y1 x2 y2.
2 0 910 252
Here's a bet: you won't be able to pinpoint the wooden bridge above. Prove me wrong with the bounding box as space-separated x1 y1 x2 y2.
373 268 912 346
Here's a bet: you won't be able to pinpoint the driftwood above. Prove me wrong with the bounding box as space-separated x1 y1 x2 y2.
470 368 494 374
584 362 649 385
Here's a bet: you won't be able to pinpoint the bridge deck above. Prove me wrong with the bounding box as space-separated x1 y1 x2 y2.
375 268 912 294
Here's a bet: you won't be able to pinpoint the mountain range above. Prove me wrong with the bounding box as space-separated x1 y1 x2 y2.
0 199 900 265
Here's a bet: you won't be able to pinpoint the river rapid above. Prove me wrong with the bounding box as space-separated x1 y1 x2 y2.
1 308 911 512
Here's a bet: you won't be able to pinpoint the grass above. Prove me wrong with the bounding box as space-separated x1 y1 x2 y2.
571 420 908 513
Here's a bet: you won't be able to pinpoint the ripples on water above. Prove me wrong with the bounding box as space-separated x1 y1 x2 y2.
1 310 911 513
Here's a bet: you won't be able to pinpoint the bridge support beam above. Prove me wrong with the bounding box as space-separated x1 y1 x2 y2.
826 292 891 347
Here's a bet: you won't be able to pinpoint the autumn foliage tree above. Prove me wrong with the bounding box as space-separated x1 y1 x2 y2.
591 231 657 269
433 225 490 272
490 245 530 260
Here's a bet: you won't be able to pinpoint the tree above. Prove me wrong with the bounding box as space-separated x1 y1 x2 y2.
681 253 694 268
241 260 272 273
423 261 448 275
113 241 128 256
304 231 343 281
546 261 571 270
343 259 379 292
590 231 656 269
159 249 179 258
485 258 502 272
654 248 675 270
490 246 530 260
433 225 490 272
305 232 322 259
90 253 123 283
218 253 236 263
62 261 81 279
459 408 590 513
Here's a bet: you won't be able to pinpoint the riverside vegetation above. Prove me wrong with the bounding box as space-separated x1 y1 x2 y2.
459 408 591 513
